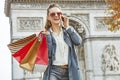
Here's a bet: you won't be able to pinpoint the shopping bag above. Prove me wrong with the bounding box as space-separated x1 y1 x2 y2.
8 32 48 72
7 34 36 63
19 33 42 71
33 34 48 72
12 38 36 63
35 34 48 64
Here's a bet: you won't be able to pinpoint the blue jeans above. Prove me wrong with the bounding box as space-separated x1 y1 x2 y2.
50 65 69 80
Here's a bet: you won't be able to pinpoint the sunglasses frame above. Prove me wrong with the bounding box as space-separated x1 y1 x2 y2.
49 12 62 17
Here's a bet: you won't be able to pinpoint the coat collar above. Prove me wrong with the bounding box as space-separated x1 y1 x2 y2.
48 26 72 48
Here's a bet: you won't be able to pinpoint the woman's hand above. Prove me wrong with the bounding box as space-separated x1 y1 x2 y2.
62 15 69 28
40 28 50 35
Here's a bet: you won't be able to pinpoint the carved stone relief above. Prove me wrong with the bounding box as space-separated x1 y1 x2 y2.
95 17 109 31
69 19 86 38
102 44 120 73
17 17 43 32
68 14 89 39
71 14 89 28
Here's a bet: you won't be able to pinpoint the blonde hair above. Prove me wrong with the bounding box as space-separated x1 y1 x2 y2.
45 3 61 30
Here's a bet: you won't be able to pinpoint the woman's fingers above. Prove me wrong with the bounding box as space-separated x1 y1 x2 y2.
61 15 69 28
40 29 50 35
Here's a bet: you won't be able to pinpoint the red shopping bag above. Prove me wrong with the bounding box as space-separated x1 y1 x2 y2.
35 34 48 64
12 37 36 63
33 34 48 72
8 34 36 63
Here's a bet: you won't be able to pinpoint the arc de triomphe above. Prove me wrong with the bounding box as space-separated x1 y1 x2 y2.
5 0 120 80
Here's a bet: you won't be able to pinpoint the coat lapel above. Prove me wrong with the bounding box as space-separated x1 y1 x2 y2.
63 29 72 48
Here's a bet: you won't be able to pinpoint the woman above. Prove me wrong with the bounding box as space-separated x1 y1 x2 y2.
42 3 82 80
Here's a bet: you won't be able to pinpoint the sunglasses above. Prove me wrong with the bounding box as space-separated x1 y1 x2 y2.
49 12 62 17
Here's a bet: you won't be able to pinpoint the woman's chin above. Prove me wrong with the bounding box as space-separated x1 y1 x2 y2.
53 21 60 25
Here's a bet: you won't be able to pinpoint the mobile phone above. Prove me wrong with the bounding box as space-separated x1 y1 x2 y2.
61 16 64 22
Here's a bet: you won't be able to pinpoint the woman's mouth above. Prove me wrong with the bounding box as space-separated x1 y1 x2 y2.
54 19 60 21
53 18 60 24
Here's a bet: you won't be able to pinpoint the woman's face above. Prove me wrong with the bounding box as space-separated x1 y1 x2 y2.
47 7 62 26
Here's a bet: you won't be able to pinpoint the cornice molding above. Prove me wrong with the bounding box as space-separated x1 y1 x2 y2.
10 2 106 10
11 0 104 3
4 0 105 17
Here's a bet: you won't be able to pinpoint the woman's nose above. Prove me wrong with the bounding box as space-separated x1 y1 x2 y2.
55 13 58 16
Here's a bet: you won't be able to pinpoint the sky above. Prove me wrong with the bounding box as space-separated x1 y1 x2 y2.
0 0 12 80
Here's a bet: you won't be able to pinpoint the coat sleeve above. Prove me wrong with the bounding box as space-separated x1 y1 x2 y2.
66 26 82 46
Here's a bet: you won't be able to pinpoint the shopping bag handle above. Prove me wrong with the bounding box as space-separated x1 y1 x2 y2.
38 31 44 41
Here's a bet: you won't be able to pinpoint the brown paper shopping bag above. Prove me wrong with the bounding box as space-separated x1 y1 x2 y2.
19 37 41 71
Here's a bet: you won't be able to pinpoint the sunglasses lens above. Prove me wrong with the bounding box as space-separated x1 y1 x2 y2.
50 12 62 17
57 12 62 16
50 13 56 17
